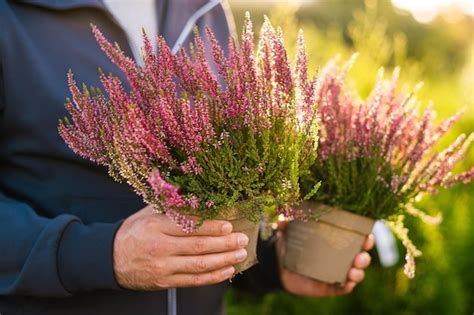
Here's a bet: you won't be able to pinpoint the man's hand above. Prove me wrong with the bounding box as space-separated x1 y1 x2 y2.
113 205 249 290
276 221 374 297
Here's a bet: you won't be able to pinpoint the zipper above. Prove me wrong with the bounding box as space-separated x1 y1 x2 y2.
167 288 177 315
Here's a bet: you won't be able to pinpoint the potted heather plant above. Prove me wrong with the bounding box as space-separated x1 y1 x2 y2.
58 14 319 273
283 57 474 283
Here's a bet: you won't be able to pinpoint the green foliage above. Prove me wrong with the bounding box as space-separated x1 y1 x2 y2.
303 155 404 219
172 117 315 222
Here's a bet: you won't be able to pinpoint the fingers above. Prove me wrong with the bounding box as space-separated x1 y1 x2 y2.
160 217 234 237
347 268 365 283
341 281 357 295
323 280 357 296
171 233 249 255
163 266 235 288
353 252 371 269
363 234 375 251
170 248 247 274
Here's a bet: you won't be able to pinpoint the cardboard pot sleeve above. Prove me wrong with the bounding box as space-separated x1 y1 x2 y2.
230 217 260 274
282 202 375 284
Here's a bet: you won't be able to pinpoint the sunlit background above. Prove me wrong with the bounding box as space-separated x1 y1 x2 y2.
231 0 474 24
225 0 474 314
392 0 473 23
231 0 474 21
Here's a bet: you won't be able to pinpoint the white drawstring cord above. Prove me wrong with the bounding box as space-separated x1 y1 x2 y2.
171 0 222 54
167 287 177 315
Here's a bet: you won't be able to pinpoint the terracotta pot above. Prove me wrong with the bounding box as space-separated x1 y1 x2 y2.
228 217 260 273
282 202 375 284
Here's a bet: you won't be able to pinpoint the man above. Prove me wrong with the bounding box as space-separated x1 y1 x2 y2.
0 1 373 314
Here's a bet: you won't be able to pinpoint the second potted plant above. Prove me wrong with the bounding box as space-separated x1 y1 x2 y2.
283 59 474 283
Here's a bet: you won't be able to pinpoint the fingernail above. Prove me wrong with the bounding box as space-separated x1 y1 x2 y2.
221 222 233 234
222 266 235 277
238 234 249 247
361 252 371 264
235 249 247 261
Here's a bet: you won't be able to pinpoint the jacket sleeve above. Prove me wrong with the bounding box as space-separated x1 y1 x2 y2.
0 45 123 296
0 190 123 297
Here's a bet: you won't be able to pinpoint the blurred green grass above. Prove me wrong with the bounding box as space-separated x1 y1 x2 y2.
226 0 474 314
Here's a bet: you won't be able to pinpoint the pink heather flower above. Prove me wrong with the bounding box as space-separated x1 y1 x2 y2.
316 61 473 196
148 170 199 231
205 200 215 208
148 170 186 208
312 60 472 279
59 73 109 163
180 157 203 175
375 176 389 189
60 15 320 233
164 208 197 234
443 166 474 187
187 195 200 209
390 175 407 193
277 206 307 221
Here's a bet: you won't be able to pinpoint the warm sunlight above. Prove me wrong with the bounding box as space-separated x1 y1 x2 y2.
392 0 473 23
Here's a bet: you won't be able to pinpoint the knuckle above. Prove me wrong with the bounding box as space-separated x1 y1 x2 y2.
159 237 174 253
236 234 244 248
154 279 170 289
143 218 158 230
194 258 208 272
193 238 207 253
191 274 203 287
149 236 173 255
203 220 219 233
212 221 224 234
153 260 168 275
225 252 237 265
147 240 161 255
147 240 160 254
229 234 240 249
211 272 224 284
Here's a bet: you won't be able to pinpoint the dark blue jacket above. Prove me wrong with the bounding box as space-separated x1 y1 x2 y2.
0 1 281 314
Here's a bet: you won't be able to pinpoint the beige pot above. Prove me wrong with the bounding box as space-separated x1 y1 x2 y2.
282 202 374 284
228 217 260 274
